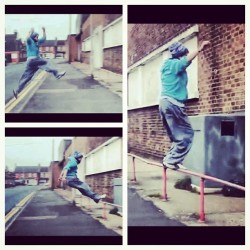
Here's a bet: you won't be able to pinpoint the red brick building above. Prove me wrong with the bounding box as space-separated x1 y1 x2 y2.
39 39 66 59
128 24 245 161
15 165 49 185
72 14 122 74
5 32 26 63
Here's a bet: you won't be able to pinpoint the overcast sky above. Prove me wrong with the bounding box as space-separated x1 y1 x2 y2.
5 14 78 41
5 137 73 171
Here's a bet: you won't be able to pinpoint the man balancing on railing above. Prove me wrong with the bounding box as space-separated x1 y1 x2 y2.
58 151 106 203
159 40 210 170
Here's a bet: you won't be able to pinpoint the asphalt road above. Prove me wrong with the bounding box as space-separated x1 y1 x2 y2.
6 59 122 113
5 185 41 214
5 62 26 103
6 189 120 236
128 188 185 227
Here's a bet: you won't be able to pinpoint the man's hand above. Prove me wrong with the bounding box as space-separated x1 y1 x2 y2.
42 27 46 32
199 41 210 52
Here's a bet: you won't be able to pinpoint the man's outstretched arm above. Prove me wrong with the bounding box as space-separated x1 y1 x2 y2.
187 40 210 62
38 27 46 44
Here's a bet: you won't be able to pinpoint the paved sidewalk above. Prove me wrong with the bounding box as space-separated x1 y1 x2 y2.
6 188 120 237
128 155 245 226
71 62 122 98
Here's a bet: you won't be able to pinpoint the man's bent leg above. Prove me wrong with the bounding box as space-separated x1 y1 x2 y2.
67 178 104 203
36 58 58 77
16 61 39 94
160 100 194 167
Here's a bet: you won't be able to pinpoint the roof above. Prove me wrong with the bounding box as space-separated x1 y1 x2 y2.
39 40 65 47
40 167 49 172
15 166 39 173
15 166 49 173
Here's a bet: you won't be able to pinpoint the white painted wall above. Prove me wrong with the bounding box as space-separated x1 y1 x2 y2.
84 137 122 176
128 26 199 109
103 18 122 48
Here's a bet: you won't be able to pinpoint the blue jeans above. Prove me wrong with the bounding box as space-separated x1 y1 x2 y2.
17 57 58 93
159 98 194 165
66 177 101 203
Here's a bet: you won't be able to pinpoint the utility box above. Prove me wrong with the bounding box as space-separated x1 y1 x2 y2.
113 178 122 212
183 114 245 188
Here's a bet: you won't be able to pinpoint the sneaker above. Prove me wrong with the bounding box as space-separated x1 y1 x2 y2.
163 162 187 170
13 89 18 99
163 162 179 170
175 163 187 170
94 194 107 204
56 71 66 79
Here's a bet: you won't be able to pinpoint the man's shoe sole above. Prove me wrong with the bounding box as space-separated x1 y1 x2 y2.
56 72 66 79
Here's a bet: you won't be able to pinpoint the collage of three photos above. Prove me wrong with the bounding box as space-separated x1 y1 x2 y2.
4 4 245 246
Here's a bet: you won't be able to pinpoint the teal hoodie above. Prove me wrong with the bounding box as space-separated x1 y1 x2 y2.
160 56 191 102
26 37 46 57
64 157 78 177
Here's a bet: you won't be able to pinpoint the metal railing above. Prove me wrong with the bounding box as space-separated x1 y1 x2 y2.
128 153 245 222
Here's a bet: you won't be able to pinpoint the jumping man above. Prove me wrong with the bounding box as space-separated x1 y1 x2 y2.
58 151 106 203
13 27 66 99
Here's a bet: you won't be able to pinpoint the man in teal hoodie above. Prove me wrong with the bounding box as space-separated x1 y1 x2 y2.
13 27 66 99
159 40 210 170
59 151 106 203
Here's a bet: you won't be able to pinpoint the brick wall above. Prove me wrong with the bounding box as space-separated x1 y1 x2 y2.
65 35 78 62
128 23 193 66
81 51 90 64
82 14 122 41
63 137 112 158
128 24 245 160
81 14 122 74
49 161 62 189
86 170 122 203
103 46 122 74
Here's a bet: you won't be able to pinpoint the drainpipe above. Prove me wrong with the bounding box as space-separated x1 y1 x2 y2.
90 14 94 78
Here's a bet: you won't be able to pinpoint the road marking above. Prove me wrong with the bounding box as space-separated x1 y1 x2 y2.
17 215 58 220
5 191 35 224
5 71 47 113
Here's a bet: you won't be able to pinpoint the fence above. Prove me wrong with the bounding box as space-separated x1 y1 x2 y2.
128 153 245 222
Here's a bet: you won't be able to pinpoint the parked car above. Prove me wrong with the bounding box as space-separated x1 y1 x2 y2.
5 181 15 188
15 179 25 185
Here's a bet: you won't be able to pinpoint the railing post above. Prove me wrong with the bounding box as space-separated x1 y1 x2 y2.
132 156 137 181
162 167 168 200
199 177 205 223
102 202 107 220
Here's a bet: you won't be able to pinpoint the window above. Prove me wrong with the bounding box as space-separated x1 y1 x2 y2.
128 25 199 109
103 18 122 48
82 38 91 52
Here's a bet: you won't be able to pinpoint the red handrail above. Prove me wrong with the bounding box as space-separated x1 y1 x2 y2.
128 153 245 222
